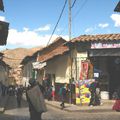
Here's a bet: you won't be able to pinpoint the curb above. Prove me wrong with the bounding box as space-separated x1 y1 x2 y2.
46 101 61 109
46 101 113 112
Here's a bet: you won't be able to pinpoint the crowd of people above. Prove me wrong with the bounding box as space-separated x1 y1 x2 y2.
0 82 25 108
0 78 120 120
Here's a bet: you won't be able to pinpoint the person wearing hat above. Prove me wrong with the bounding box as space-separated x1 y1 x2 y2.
26 78 45 120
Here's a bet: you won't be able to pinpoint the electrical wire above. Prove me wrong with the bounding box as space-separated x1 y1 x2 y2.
46 0 67 46
58 0 88 38
71 0 77 8
73 0 88 18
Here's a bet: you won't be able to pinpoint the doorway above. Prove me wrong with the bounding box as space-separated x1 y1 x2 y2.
107 57 120 99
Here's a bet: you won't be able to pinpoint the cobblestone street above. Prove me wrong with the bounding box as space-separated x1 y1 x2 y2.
0 95 120 120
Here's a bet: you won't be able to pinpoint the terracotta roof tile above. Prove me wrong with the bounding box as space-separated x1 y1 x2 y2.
38 45 69 62
72 34 120 42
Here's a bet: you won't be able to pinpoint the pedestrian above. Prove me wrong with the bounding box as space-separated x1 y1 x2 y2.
88 80 96 106
16 85 23 107
26 78 46 120
1 82 6 96
47 86 52 101
112 88 118 100
112 87 120 112
59 83 68 109
94 81 101 106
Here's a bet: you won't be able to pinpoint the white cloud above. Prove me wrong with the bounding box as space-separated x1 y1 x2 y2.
111 14 120 27
6 27 68 48
34 24 51 32
98 23 109 28
0 16 6 21
23 27 29 31
85 27 94 33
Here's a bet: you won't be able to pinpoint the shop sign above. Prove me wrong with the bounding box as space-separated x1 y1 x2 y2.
91 41 120 49
32 62 46 69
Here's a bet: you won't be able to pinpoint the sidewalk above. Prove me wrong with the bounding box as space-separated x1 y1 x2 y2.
22 93 116 112
45 99 115 112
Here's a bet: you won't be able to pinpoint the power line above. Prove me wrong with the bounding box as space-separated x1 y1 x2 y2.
53 0 88 40
73 0 88 18
71 0 77 8
46 0 67 46
57 0 87 38
57 0 78 38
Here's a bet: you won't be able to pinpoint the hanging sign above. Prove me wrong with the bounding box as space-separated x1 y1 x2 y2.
32 62 46 69
91 41 120 49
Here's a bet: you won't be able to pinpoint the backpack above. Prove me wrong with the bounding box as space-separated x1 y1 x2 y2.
59 87 66 96
62 87 66 96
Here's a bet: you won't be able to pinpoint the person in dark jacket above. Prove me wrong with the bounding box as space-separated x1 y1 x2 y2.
88 80 96 106
59 84 68 109
26 78 45 120
16 85 23 107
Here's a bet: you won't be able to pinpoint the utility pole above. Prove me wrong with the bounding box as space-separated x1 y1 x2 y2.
68 0 72 104
68 0 71 41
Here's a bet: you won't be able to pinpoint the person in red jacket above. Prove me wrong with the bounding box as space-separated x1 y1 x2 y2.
112 87 120 112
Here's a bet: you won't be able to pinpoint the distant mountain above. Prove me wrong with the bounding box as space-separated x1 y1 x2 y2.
1 47 43 68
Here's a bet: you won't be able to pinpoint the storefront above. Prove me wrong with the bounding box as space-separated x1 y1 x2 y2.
88 41 120 99
74 40 120 105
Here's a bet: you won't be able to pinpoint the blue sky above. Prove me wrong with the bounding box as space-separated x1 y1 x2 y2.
0 0 120 51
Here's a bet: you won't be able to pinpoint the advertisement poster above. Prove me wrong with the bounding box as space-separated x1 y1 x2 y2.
80 61 89 80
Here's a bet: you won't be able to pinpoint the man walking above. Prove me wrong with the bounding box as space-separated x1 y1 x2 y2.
26 78 46 120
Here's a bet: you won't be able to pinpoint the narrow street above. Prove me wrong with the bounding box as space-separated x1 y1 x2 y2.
3 95 30 120
0 95 120 120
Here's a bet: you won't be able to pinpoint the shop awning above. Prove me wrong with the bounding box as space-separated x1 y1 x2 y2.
88 48 120 57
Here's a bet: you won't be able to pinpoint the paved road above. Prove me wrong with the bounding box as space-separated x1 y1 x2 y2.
0 95 120 120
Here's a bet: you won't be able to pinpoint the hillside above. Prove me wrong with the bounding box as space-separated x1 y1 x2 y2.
1 47 42 68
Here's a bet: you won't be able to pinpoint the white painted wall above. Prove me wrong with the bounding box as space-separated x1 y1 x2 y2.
46 54 70 83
